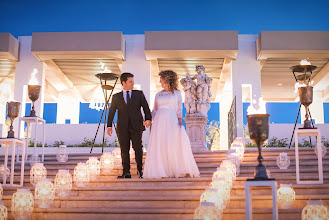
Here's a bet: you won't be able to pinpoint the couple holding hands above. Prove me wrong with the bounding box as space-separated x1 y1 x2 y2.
107 71 200 179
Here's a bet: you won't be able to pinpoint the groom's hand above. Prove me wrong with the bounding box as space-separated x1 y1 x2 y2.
107 127 113 136
143 120 151 128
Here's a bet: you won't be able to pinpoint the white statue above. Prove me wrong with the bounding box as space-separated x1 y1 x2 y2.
180 65 212 117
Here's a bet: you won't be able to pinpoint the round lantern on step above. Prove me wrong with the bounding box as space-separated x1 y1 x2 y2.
55 169 72 197
30 163 47 187
0 201 7 220
276 152 290 170
56 145 69 162
230 142 244 161
100 152 114 174
277 184 295 209
200 188 224 211
314 144 327 158
210 177 231 208
86 157 101 180
35 178 55 208
220 160 237 181
226 149 241 176
11 188 34 220
212 167 233 188
74 163 90 187
0 164 10 181
194 202 222 220
302 200 328 220
29 154 40 167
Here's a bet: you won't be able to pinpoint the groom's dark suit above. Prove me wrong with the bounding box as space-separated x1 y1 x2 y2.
107 90 152 174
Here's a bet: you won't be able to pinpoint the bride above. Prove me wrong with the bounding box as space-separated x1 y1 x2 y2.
144 70 200 178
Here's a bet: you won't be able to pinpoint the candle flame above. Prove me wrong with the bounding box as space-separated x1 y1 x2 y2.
294 81 314 93
28 68 39 85
100 62 112 73
300 59 311 65
247 97 266 115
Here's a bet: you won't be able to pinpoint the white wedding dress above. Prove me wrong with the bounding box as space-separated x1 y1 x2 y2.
144 90 200 178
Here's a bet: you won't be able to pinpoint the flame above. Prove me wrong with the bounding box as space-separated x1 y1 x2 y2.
300 59 311 65
294 81 314 93
0 83 14 103
247 97 266 115
100 62 112 73
28 68 39 85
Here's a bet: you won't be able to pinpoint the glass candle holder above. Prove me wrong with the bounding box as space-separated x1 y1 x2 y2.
35 178 55 208
55 169 72 197
56 145 68 163
11 188 34 220
30 163 47 187
74 163 90 187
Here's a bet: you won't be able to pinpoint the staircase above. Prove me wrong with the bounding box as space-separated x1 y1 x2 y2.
1 148 328 220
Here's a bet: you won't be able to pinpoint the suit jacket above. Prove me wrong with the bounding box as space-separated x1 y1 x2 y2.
107 90 152 133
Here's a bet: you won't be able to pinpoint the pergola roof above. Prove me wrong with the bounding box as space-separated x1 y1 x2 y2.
0 33 19 61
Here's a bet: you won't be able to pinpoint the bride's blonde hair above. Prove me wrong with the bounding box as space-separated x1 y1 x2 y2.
159 70 178 93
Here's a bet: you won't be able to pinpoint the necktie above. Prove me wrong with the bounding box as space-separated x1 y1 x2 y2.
126 91 131 105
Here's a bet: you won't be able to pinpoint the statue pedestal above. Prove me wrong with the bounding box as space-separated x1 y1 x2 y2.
185 116 208 152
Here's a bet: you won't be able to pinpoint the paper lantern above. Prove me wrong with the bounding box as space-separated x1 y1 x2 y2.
86 157 101 180
220 160 237 181
0 201 7 220
100 152 114 174
212 167 232 188
29 154 40 167
315 144 327 158
194 202 222 220
11 188 34 220
74 163 90 187
276 152 290 169
210 177 231 208
56 145 68 162
230 142 244 161
302 201 328 220
0 164 10 181
35 178 55 208
55 169 72 197
30 163 47 186
277 184 295 209
200 188 224 211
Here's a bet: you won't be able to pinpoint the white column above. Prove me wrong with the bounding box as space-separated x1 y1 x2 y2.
122 34 151 145
14 36 45 135
232 35 262 137
301 90 324 124
56 94 80 124
0 103 7 137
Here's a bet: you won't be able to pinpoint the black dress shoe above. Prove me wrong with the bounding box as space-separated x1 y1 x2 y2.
137 170 143 179
117 173 131 179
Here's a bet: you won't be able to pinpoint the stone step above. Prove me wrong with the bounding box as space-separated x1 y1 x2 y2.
2 207 304 220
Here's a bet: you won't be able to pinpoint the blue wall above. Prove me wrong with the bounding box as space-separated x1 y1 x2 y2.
1 0 328 37
25 103 57 124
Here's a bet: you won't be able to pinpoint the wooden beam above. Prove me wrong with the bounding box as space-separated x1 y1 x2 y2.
45 79 59 102
215 58 232 101
312 61 329 90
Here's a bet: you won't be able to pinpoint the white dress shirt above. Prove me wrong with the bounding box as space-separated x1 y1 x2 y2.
122 89 132 104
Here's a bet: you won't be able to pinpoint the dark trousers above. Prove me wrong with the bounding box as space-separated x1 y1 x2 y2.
117 122 143 174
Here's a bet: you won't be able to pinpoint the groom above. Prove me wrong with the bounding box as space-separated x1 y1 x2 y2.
107 72 152 179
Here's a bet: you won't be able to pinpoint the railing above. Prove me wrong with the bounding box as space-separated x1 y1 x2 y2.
228 96 237 149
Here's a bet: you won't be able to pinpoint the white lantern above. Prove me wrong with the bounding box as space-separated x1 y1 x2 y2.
210 177 231 208
302 201 328 220
231 142 244 161
11 188 34 220
86 157 101 180
276 152 290 169
212 167 233 188
0 183 2 200
0 164 10 181
200 188 224 211
194 202 222 220
29 154 40 167
0 201 7 220
55 169 72 197
112 148 122 167
30 163 47 186
277 184 295 209
315 144 327 158
100 152 114 174
35 178 55 208
226 149 240 176
74 163 90 187
220 160 237 182
56 145 68 162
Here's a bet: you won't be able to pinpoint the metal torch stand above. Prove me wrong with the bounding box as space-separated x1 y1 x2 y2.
90 73 119 153
289 65 317 148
